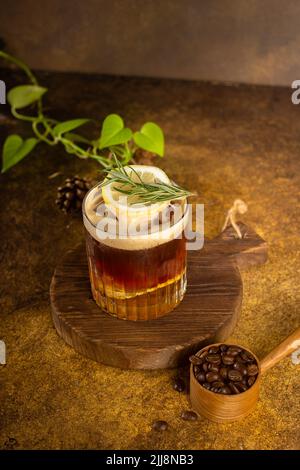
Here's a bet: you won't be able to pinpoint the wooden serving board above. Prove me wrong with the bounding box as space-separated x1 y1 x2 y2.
50 223 267 369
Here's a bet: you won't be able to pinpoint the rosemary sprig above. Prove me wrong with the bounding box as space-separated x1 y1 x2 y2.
100 156 193 204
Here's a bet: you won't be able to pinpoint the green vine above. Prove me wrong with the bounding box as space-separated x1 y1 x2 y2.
0 51 165 173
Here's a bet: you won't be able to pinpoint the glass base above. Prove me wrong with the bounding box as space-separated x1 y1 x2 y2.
90 270 187 321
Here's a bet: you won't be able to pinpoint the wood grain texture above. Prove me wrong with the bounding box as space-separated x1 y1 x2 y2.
50 223 267 369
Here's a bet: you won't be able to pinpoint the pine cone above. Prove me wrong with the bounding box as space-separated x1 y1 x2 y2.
55 176 92 213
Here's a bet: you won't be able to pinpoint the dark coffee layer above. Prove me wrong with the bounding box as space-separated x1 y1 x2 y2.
85 228 186 292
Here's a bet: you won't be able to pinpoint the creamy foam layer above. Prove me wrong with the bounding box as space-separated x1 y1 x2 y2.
83 184 189 250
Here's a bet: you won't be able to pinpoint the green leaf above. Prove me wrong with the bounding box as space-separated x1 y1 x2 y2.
99 114 132 149
7 85 47 109
64 132 90 144
53 119 90 137
2 135 38 172
133 122 164 157
2 135 23 163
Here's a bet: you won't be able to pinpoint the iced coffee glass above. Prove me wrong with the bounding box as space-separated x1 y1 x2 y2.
82 170 189 321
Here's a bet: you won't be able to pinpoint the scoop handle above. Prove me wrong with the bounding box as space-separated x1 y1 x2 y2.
260 327 300 374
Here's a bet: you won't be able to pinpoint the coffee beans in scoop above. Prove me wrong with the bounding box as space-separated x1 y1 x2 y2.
190 344 259 395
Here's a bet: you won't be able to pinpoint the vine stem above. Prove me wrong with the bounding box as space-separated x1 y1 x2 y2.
0 50 143 170
11 107 36 122
60 137 90 157
0 51 38 85
0 50 43 114
32 120 56 145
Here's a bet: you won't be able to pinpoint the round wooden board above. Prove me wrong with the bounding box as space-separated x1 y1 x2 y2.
50 223 267 369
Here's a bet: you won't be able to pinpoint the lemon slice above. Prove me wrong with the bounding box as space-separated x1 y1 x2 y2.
101 165 170 221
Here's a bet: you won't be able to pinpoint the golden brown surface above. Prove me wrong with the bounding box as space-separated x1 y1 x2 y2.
0 70 299 450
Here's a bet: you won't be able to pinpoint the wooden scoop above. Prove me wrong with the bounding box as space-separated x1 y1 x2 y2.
190 327 300 423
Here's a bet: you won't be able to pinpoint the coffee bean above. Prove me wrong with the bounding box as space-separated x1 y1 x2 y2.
197 344 259 396
219 367 228 380
206 354 221 364
202 382 211 390
247 376 256 387
173 377 185 392
227 346 242 356
235 354 246 364
189 355 203 365
241 351 255 363
208 363 220 372
196 372 206 383
219 385 231 395
181 410 198 421
228 382 240 394
208 346 220 354
4 437 19 450
247 364 259 376
152 420 168 431
206 372 221 383
228 369 243 382
233 361 242 370
211 381 224 388
233 361 248 376
222 354 235 365
236 382 248 393
239 365 248 377
200 351 208 359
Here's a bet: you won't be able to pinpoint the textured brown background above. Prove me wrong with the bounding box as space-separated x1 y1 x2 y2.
0 68 299 449
1 0 300 85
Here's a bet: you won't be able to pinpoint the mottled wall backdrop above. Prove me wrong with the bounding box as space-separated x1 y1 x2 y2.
1 0 300 85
